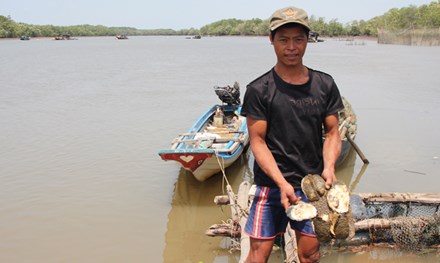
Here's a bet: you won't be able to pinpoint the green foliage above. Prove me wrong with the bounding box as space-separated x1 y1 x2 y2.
0 15 201 38
1 1 439 38
377 1 440 30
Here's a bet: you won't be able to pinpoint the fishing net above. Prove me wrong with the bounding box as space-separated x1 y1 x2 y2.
351 194 440 251
214 82 241 105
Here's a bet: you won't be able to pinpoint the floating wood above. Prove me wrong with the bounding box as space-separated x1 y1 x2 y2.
354 218 392 231
213 195 230 205
205 223 240 237
214 193 255 206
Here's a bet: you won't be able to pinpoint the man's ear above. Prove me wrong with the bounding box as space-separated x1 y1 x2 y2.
269 34 273 45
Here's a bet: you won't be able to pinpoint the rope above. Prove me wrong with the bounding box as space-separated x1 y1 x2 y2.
214 152 248 221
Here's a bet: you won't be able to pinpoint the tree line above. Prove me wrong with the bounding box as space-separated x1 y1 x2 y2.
0 16 200 38
199 1 440 36
1 1 439 38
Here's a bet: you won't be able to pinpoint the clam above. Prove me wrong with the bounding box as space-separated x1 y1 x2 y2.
312 217 333 242
301 174 326 201
310 174 327 196
286 201 317 221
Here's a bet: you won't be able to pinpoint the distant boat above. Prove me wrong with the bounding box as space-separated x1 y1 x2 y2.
309 31 324 43
116 35 128 39
186 35 201 39
54 34 78 40
20 35 30 40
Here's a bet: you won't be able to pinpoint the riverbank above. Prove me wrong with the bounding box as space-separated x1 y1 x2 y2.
378 28 440 46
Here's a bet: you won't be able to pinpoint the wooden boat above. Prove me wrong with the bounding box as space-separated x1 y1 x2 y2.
20 35 30 40
54 34 78 40
116 34 128 39
158 83 249 182
308 31 324 43
185 35 202 40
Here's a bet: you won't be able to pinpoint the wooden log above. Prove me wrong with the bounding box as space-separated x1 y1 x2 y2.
237 181 251 213
224 192 440 205
227 185 240 222
213 195 230 205
215 191 440 206
206 223 241 237
354 218 392 231
284 225 299 263
356 192 440 204
355 214 439 232
238 181 251 263
214 193 254 206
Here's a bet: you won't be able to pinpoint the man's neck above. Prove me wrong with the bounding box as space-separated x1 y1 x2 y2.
274 64 309 85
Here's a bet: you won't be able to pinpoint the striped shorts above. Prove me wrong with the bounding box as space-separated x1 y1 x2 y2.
244 185 316 239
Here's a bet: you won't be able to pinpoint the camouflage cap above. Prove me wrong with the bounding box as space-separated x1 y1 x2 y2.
269 6 310 32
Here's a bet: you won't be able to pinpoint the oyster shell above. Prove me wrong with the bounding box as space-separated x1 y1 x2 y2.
286 201 317 221
300 175 354 242
327 181 350 213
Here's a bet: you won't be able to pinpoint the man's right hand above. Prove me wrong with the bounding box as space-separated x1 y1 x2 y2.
279 183 301 210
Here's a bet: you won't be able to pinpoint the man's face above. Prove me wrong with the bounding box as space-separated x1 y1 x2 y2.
270 25 308 68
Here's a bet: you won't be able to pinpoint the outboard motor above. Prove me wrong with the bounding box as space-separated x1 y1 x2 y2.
214 82 240 105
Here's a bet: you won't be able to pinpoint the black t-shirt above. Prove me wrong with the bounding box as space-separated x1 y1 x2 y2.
241 68 344 187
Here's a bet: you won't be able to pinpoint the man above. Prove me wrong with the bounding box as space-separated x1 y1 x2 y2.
241 6 344 263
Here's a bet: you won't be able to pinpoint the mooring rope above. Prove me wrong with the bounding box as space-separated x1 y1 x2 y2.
215 152 230 194
215 152 250 220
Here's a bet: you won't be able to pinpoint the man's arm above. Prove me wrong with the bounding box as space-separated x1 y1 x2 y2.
322 113 342 189
246 116 300 209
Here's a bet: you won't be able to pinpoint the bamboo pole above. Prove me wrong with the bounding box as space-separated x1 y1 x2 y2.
345 131 369 164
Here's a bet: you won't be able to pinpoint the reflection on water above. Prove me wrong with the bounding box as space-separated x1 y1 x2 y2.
163 153 251 263
322 245 440 263
336 147 358 185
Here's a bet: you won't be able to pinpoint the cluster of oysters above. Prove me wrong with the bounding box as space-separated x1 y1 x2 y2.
286 174 355 242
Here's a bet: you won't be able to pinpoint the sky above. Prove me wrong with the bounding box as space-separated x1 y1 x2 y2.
1 0 437 30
